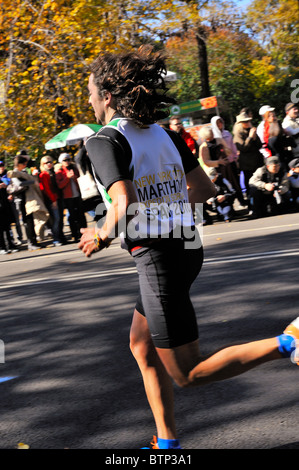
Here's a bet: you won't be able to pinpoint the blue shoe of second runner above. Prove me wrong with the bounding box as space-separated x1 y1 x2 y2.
277 317 299 364
283 317 299 364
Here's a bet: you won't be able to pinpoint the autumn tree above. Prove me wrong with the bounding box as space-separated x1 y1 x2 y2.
160 0 248 98
164 0 298 123
0 0 98 162
0 0 170 162
245 0 299 118
1 0 297 162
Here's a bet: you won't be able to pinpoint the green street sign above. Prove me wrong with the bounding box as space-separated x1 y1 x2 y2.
170 97 218 115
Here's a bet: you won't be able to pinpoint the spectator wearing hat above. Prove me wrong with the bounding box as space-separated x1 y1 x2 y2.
257 105 275 139
282 103 299 158
55 153 86 242
256 105 275 159
233 112 263 202
288 158 299 208
249 156 290 218
16 149 30 161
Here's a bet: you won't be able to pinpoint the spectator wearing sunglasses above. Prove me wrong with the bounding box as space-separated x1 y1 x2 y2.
169 115 198 156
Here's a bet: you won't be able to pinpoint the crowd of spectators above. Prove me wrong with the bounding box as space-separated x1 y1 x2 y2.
0 101 298 253
195 102 299 224
0 150 89 254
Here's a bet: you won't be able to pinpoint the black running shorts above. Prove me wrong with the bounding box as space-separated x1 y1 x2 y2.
131 239 203 349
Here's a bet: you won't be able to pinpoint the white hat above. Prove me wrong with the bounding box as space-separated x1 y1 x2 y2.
259 105 275 116
58 153 71 163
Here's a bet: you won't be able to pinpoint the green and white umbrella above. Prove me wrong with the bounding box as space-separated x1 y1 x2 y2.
45 123 102 150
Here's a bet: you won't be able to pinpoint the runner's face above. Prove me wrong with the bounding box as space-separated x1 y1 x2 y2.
88 74 106 125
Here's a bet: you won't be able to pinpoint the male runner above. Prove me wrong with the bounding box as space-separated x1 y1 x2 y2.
79 46 299 449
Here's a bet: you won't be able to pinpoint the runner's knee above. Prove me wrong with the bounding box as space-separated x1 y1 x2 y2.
130 330 155 367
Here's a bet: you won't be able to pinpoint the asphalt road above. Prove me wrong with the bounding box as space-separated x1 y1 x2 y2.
0 211 298 450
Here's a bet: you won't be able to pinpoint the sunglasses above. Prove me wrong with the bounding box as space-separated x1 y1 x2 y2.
63 158 71 162
45 161 53 164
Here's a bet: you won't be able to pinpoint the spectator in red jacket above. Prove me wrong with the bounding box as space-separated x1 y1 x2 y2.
39 156 65 246
55 153 86 242
169 116 197 156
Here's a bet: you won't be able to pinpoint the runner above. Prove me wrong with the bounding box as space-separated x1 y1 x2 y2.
78 46 299 449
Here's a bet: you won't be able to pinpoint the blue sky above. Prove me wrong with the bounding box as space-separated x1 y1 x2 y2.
238 0 252 9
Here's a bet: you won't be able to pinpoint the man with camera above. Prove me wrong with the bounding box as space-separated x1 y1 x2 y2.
249 156 290 218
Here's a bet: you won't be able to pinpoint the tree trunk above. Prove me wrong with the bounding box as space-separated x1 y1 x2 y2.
195 27 211 98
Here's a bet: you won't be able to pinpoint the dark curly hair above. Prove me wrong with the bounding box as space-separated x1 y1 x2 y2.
89 46 176 127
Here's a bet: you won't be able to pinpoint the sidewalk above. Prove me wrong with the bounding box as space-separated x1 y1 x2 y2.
6 213 97 258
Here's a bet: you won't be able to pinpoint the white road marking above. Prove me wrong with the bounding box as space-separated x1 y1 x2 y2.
203 222 299 238
0 248 298 290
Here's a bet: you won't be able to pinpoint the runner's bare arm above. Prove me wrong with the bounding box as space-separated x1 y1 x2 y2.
186 165 216 209
98 179 138 243
79 179 137 257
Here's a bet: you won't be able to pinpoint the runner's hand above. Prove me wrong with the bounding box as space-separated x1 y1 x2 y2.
78 228 99 258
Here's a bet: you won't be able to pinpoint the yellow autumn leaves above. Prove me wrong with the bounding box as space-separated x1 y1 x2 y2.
0 0 298 164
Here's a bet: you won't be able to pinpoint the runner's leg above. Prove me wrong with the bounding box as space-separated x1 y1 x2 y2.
156 337 282 388
130 309 177 440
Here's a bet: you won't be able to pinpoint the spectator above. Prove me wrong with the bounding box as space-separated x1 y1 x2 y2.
232 107 254 136
55 153 87 242
288 157 299 209
54 161 68 245
264 111 296 170
8 156 49 250
0 160 23 244
39 156 64 246
0 173 19 254
249 155 290 218
16 149 30 162
211 116 246 207
199 126 229 170
233 112 263 201
240 107 253 119
282 103 299 158
199 125 242 209
256 105 275 149
74 143 104 222
205 167 235 223
169 115 197 156
259 109 277 159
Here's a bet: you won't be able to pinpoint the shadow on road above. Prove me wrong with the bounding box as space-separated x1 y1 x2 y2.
0 228 298 448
